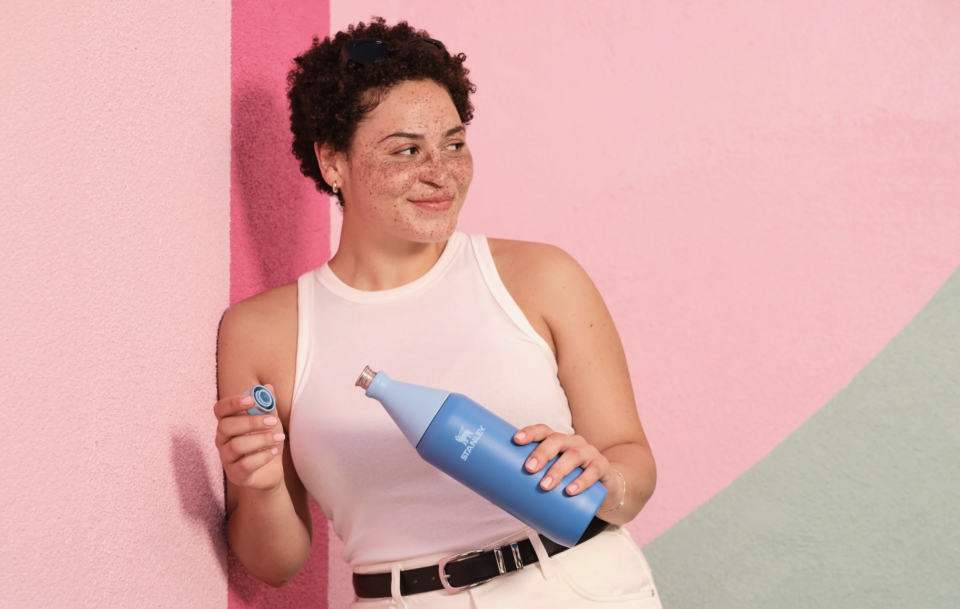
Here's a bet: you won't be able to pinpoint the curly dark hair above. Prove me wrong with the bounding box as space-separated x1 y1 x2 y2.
286 17 476 207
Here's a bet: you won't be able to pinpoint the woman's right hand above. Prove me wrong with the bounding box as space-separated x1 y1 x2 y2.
214 383 286 492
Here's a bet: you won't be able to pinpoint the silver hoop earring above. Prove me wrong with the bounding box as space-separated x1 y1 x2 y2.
332 180 339 194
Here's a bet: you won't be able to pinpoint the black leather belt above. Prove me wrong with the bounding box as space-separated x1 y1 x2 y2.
353 516 611 598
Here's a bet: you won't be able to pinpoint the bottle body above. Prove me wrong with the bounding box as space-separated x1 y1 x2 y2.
416 393 608 547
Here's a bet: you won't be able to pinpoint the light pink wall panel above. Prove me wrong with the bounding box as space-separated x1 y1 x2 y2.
229 0 331 606
1 0 231 607
330 0 960 554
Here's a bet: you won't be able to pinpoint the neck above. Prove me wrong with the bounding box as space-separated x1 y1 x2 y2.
327 213 450 292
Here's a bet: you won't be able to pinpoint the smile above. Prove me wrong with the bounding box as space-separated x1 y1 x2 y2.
409 199 453 212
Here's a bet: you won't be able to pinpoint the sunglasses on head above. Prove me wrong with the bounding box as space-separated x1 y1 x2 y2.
339 37 447 66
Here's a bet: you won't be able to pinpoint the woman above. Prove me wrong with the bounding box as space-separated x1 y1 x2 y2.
215 17 661 608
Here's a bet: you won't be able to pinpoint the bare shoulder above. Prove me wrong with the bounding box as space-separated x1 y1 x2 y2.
226 280 298 327
486 237 573 268
487 238 595 306
486 238 599 354
220 281 297 363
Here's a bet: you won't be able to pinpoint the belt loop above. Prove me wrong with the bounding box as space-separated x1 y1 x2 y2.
390 562 409 608
524 529 555 580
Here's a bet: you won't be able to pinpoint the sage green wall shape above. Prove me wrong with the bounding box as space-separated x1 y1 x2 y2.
644 265 960 608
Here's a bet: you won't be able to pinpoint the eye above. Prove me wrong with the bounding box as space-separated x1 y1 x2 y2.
446 142 465 151
396 146 417 156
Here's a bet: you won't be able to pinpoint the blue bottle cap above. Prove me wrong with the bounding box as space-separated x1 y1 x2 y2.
244 384 276 415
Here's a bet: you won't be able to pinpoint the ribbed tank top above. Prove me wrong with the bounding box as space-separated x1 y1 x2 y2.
288 231 574 567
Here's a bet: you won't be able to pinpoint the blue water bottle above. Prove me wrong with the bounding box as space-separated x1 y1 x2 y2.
355 366 608 547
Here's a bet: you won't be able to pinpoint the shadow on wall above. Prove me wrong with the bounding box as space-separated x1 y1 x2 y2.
233 84 318 289
170 431 228 578
170 425 332 607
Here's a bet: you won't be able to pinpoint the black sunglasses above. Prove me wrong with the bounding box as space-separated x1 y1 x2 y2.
339 37 446 66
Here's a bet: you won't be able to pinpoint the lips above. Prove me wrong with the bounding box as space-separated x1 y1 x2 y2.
409 194 454 203
409 194 454 212
410 199 453 212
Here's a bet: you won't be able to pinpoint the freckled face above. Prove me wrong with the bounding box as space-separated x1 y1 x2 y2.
341 79 474 242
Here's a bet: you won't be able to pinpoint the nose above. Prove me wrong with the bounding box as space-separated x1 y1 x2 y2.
417 147 450 189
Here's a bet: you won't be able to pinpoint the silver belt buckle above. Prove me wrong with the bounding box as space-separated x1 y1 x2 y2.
437 549 494 593
437 541 525 594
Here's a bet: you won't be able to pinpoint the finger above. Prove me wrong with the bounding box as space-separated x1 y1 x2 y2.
222 429 286 464
525 431 577 474
564 461 605 495
229 446 280 484
513 424 554 445
216 414 280 447
213 393 258 420
540 447 584 490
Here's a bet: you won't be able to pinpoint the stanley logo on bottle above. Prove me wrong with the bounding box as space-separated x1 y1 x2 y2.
457 424 486 461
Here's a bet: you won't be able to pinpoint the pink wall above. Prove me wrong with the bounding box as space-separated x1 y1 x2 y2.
229 0 331 607
1 0 232 606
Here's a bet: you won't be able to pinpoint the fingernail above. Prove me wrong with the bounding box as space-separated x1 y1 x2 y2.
273 433 285 442
270 447 278 455
264 416 277 426
527 458 538 470
541 476 553 488
241 396 252 405
567 484 578 493
514 432 526 441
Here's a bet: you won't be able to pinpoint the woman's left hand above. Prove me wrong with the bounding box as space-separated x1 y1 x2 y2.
513 424 620 510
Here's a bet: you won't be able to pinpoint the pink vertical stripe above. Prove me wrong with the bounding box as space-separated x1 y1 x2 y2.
230 0 331 606
231 0 332 304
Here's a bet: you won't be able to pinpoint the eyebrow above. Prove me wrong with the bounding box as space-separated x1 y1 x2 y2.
379 126 465 143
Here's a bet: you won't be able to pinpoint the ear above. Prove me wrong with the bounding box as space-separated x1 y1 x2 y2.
314 141 346 189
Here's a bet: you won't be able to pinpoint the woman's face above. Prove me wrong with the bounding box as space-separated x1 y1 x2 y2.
336 79 474 243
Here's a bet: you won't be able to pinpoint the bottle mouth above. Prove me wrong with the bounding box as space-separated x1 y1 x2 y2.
355 366 377 390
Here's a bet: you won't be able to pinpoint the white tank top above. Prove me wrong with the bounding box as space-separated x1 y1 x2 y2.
288 231 575 567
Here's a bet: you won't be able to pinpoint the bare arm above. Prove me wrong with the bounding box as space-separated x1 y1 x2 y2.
217 299 313 587
492 240 657 525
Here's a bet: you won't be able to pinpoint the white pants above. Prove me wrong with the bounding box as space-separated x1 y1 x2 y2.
348 524 664 609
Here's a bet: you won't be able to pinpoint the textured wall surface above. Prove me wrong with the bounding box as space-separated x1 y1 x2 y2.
231 0 331 305
1 0 232 607
228 0 332 607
